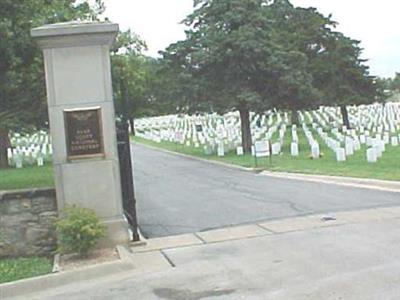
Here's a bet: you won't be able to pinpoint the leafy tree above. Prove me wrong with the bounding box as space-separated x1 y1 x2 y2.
142 58 184 116
163 0 292 152
374 77 393 102
313 33 376 128
161 0 377 146
111 30 148 134
269 0 377 128
162 0 373 150
266 0 333 123
390 72 400 93
266 0 377 127
0 0 104 168
111 31 181 134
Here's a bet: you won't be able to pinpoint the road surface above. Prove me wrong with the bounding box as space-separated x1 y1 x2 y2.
132 144 400 238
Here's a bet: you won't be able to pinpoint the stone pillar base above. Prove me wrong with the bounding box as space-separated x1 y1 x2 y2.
98 216 131 248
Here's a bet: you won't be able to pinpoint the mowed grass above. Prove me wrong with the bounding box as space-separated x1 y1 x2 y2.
3 127 397 191
132 132 400 181
0 164 54 191
0 256 53 284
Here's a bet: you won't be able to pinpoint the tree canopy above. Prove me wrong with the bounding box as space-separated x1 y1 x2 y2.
161 0 378 151
0 0 383 163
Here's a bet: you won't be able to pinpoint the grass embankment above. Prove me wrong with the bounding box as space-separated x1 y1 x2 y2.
0 164 54 191
132 133 400 181
0 257 53 284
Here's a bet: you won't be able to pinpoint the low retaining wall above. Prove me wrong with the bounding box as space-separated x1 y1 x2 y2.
0 188 57 258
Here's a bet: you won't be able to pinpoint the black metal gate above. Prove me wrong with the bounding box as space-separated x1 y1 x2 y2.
116 123 140 241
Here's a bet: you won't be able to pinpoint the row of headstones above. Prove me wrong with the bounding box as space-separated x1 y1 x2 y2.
275 106 399 162
7 132 52 168
308 109 400 163
317 103 400 135
137 111 330 159
135 103 399 161
135 111 288 157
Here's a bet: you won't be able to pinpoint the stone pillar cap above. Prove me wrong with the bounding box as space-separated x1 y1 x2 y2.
31 21 119 49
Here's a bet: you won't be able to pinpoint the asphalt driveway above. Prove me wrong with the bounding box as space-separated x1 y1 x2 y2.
132 144 400 238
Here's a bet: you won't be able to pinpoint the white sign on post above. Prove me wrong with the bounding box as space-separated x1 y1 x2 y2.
254 141 270 157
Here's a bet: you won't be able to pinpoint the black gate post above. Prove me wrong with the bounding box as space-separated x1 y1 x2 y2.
116 122 140 241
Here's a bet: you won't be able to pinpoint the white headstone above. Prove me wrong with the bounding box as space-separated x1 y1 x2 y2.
15 157 23 169
345 140 354 156
311 143 320 159
236 146 244 156
290 142 299 156
271 142 281 155
336 148 346 162
366 148 377 163
383 134 390 144
37 156 44 166
217 143 225 157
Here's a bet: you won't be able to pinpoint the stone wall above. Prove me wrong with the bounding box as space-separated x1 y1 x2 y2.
0 188 57 258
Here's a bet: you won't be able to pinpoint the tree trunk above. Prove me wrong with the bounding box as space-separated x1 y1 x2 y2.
0 128 10 169
129 117 135 136
239 104 252 153
340 105 350 129
291 108 299 126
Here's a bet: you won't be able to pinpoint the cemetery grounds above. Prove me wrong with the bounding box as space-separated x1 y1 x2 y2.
0 131 53 190
132 102 400 182
1 102 400 191
1 102 399 284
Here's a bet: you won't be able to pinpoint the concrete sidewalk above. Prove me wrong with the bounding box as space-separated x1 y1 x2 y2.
4 206 400 299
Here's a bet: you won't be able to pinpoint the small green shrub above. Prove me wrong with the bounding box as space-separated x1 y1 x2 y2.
55 205 106 257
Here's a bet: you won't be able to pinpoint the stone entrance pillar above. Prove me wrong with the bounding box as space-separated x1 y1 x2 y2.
31 22 130 246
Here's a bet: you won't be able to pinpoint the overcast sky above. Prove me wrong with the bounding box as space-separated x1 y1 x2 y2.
102 0 400 78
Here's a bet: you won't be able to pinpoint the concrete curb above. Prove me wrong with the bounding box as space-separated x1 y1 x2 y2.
260 171 400 193
0 259 134 299
0 245 170 299
129 205 400 253
133 140 400 193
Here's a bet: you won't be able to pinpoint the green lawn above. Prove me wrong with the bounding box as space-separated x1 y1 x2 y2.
2 133 397 191
0 257 53 284
0 164 54 191
132 134 400 181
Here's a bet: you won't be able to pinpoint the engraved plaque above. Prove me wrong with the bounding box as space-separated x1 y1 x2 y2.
64 107 104 159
